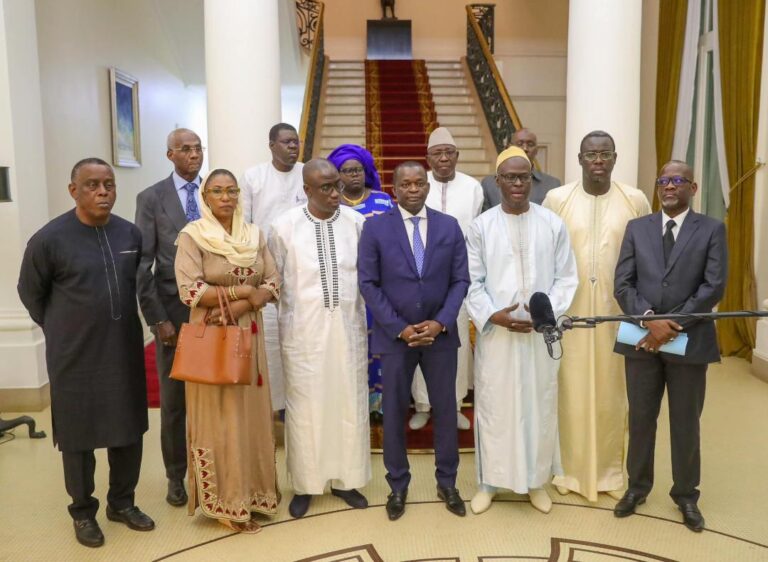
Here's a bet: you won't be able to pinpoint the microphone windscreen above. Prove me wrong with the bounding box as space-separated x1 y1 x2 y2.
529 292 556 333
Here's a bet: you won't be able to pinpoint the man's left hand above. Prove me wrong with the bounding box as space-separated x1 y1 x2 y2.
408 320 443 347
637 334 663 353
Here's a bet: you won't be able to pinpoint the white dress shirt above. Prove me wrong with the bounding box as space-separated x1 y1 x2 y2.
398 204 428 251
172 172 202 215
661 207 691 241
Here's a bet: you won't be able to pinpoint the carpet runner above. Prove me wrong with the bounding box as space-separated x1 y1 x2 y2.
365 59 438 194
145 341 160 408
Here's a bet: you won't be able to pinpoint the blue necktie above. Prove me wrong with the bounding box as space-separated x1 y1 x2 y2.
410 217 424 277
184 183 200 221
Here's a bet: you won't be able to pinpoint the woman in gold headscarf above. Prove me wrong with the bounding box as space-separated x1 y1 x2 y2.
175 169 280 533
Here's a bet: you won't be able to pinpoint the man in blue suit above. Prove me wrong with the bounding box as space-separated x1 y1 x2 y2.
613 160 728 532
358 161 470 520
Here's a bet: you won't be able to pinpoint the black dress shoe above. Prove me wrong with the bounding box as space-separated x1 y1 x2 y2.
331 488 368 509
106 506 155 531
386 490 407 521
73 519 104 548
613 491 646 518
679 503 705 532
437 486 466 517
289 494 312 518
166 478 188 507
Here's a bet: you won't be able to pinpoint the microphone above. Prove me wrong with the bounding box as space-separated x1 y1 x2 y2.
529 292 556 333
528 292 562 359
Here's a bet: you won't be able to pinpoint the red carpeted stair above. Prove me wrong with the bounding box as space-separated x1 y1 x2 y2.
365 60 438 194
145 342 160 408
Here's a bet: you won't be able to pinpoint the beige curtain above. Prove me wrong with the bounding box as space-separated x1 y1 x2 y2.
654 0 689 211
716 0 764 358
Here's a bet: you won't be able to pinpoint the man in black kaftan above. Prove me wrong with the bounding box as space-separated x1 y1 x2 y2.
17 158 154 548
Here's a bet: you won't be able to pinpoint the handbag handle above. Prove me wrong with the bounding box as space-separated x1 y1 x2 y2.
194 286 238 338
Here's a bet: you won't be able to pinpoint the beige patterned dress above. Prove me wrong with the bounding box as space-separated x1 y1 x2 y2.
175 230 280 523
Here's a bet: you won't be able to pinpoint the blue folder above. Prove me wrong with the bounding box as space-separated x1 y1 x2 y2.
616 322 689 356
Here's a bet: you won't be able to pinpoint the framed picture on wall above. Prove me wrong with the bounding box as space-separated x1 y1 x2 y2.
109 67 141 167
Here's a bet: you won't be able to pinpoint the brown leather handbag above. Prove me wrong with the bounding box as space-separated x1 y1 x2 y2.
170 286 253 385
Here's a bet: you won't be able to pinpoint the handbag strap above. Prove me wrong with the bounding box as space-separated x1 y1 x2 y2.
216 286 238 326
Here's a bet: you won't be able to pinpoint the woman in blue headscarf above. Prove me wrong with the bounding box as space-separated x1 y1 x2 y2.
327 144 392 418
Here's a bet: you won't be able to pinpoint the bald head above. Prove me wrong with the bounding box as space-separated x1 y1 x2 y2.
166 128 200 150
512 128 538 160
659 159 692 178
302 158 338 182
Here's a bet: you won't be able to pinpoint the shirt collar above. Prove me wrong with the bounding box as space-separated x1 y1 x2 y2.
661 206 691 229
532 169 543 182
172 171 201 191
398 204 428 221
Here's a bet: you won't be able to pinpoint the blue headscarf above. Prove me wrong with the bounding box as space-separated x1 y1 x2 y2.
327 144 382 192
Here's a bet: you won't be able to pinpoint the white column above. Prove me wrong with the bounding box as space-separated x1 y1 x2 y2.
204 0 282 178
564 0 643 186
0 0 52 410
750 5 768 381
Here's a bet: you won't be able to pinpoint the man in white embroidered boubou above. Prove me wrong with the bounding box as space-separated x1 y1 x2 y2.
268 159 371 519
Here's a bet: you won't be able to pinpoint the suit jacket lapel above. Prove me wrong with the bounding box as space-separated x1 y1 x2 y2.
665 210 700 274
421 207 438 276
392 207 420 277
647 212 665 273
159 175 188 232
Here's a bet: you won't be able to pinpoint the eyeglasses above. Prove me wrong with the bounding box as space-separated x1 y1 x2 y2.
317 182 345 194
427 149 458 159
340 166 364 176
205 188 240 198
497 172 532 184
656 175 692 187
171 145 206 154
581 151 615 162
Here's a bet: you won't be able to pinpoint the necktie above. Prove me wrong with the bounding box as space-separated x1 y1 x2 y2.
663 219 676 266
184 183 200 221
410 217 424 277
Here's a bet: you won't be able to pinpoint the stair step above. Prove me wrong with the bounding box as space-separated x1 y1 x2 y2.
434 104 476 115
432 86 470 96
327 69 365 78
329 61 365 70
429 77 467 87
323 115 367 126
426 61 462 69
433 95 472 104
327 78 366 86
427 70 465 79
323 125 366 136
325 95 366 105
435 125 483 136
326 86 366 96
324 104 368 115
436 114 478 126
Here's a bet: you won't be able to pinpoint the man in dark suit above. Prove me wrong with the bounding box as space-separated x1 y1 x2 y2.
358 161 470 521
480 128 561 211
135 128 204 507
613 160 728 532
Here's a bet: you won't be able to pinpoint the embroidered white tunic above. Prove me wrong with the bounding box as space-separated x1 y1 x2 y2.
240 161 307 410
268 205 371 494
466 204 578 493
412 170 484 410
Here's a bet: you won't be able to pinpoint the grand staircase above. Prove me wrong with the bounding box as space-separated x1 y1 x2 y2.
319 60 495 192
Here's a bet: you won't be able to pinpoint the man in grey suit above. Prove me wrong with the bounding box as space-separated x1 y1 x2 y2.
135 128 204 507
612 160 728 532
480 128 560 211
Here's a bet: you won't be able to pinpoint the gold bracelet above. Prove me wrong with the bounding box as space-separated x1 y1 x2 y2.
228 285 238 301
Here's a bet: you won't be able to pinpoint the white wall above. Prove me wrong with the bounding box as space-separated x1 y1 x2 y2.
279 0 309 129
35 0 207 225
